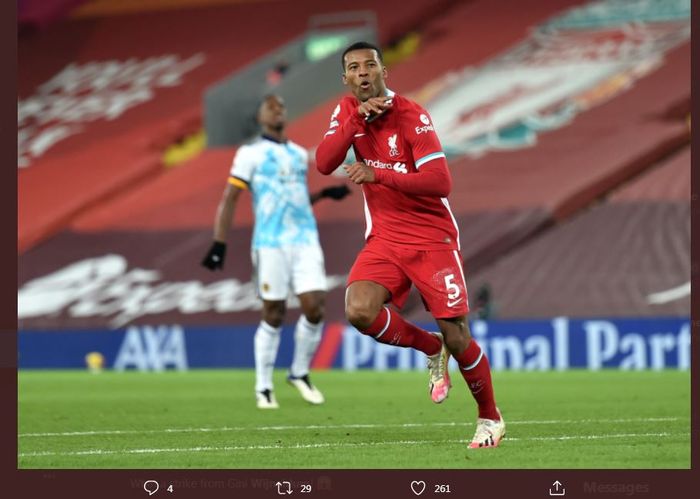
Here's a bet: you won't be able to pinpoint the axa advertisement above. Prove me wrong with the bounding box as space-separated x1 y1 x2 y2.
19 317 690 371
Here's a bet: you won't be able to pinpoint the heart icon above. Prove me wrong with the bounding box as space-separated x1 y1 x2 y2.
410 480 426 496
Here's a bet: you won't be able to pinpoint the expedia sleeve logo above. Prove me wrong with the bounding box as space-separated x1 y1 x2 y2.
415 113 435 134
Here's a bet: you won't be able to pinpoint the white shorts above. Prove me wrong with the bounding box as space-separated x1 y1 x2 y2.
252 244 327 301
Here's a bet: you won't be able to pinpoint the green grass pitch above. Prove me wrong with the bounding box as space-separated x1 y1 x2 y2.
18 369 690 469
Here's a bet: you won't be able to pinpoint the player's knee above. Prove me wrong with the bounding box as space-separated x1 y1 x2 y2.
264 314 284 328
441 321 471 355
444 334 467 356
262 304 286 328
345 303 378 331
304 305 324 325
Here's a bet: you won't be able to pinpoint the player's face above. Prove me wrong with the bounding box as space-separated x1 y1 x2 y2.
342 49 387 102
258 95 286 131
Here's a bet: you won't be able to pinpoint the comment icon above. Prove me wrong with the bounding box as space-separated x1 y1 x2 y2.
144 480 159 496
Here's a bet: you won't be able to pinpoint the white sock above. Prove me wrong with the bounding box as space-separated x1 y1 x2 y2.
290 315 324 378
254 321 281 393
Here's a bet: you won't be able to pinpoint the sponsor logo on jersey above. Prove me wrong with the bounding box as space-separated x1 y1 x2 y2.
415 124 435 134
447 297 464 307
364 158 407 174
415 113 435 134
387 133 399 157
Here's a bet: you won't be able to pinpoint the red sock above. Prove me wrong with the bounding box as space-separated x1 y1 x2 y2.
360 306 441 356
454 339 499 420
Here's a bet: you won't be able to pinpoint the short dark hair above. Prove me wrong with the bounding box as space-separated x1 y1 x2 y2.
257 93 282 110
259 93 277 104
341 41 383 70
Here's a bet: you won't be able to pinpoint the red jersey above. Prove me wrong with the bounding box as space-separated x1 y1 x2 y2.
316 91 460 251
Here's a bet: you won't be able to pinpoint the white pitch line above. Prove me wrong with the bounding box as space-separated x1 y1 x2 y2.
18 432 685 458
647 281 690 304
18 417 683 438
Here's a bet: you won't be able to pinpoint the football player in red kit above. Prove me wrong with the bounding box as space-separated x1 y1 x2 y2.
316 41 505 448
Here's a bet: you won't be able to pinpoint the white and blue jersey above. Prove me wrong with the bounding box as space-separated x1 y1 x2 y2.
228 135 320 250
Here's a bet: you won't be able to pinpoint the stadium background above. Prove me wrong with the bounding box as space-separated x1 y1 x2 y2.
17 0 690 470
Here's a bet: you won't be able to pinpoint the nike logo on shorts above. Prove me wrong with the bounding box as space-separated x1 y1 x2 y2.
447 298 463 307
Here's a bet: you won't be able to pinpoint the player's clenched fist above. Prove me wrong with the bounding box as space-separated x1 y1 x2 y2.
344 162 376 185
201 241 226 270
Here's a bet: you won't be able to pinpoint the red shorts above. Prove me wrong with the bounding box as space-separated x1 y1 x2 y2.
348 237 470 318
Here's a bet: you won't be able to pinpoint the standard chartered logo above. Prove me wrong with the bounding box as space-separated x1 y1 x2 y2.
363 158 407 174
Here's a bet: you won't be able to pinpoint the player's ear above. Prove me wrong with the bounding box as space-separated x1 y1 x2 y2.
382 66 388 80
341 73 348 85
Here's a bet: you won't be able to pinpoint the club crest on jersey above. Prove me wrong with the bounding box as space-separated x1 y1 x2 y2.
387 134 399 157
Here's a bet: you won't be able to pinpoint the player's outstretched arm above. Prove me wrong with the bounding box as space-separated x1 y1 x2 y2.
201 183 242 270
309 184 351 205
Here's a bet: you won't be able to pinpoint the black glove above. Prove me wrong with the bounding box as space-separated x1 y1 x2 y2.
321 184 351 200
201 241 226 270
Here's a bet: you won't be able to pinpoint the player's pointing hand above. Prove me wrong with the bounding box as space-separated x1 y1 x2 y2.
357 96 392 121
344 162 376 185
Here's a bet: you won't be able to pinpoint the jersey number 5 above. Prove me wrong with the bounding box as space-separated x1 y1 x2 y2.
444 274 460 300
